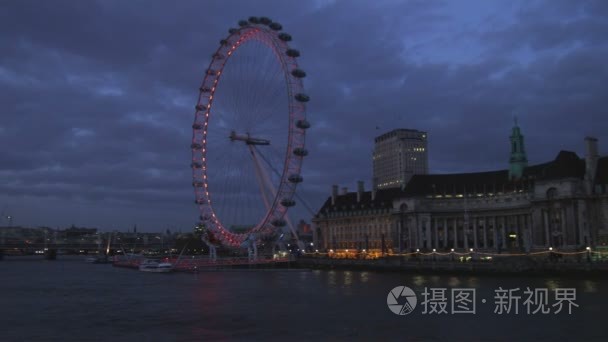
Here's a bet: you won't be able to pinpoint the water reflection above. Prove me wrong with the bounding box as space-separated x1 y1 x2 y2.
343 271 353 287
2 260 608 341
545 279 562 291
412 275 426 287
447 276 461 288
327 270 337 291
429 275 440 286
582 280 597 293
466 277 479 288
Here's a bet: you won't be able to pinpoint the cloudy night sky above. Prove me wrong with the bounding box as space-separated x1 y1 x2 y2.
1 0 607 232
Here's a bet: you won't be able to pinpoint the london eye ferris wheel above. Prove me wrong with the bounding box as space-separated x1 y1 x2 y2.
191 17 310 248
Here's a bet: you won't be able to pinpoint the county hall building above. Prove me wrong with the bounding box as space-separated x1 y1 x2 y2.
313 124 608 253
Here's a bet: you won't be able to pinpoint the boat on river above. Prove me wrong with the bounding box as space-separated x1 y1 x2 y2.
138 259 173 273
85 255 109 264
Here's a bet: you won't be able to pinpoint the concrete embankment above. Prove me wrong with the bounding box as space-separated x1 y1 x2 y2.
295 256 608 276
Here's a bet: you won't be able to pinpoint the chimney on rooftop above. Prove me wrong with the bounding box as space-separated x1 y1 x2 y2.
372 182 377 201
585 136 599 193
331 185 338 205
357 181 364 203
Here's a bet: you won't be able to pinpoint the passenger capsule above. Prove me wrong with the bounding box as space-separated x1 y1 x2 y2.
238 20 249 27
212 53 224 60
291 69 306 78
194 199 207 205
293 148 308 157
269 22 282 31
278 33 292 42
296 119 310 129
191 162 203 169
288 174 303 183
199 86 211 93
271 219 286 227
191 143 202 150
248 17 260 24
286 49 300 58
192 181 204 187
228 28 238 34
280 199 296 207
294 93 310 102
195 104 207 111
192 123 203 130
219 39 228 45
259 17 272 25
206 69 217 75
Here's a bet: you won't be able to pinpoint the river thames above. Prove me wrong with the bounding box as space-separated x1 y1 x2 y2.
0 257 606 341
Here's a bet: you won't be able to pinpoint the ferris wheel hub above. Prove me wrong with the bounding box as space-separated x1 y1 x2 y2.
229 130 270 145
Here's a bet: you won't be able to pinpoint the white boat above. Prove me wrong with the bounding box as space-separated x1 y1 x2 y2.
85 255 110 264
138 259 173 273
85 256 98 263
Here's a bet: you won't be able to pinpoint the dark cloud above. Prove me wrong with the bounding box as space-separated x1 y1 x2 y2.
0 0 606 231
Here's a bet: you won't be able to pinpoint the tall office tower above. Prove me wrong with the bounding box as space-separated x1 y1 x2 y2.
373 129 428 189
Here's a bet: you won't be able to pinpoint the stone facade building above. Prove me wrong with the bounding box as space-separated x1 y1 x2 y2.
314 124 608 253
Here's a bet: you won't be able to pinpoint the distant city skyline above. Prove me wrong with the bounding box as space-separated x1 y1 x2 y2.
1 0 607 231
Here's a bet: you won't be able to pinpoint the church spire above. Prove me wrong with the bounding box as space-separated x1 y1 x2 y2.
509 117 528 180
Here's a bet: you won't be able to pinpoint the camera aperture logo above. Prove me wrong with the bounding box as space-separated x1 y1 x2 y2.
387 286 417 315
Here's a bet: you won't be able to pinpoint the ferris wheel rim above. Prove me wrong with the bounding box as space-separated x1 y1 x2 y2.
190 18 309 247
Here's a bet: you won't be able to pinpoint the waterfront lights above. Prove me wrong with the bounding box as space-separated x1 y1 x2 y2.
549 247 553 251
346 249 349 252
310 242 314 246
586 246 591 251
315 249 319 253
432 249 436 252
470 248 474 252
329 249 334 253
362 249 366 252
416 249 420 252
451 248 455 252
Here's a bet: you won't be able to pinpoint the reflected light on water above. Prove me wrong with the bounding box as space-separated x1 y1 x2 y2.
582 280 597 293
447 276 461 287
412 275 426 287
343 271 353 287
359 272 369 283
545 279 561 291
428 275 441 287
327 270 337 287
